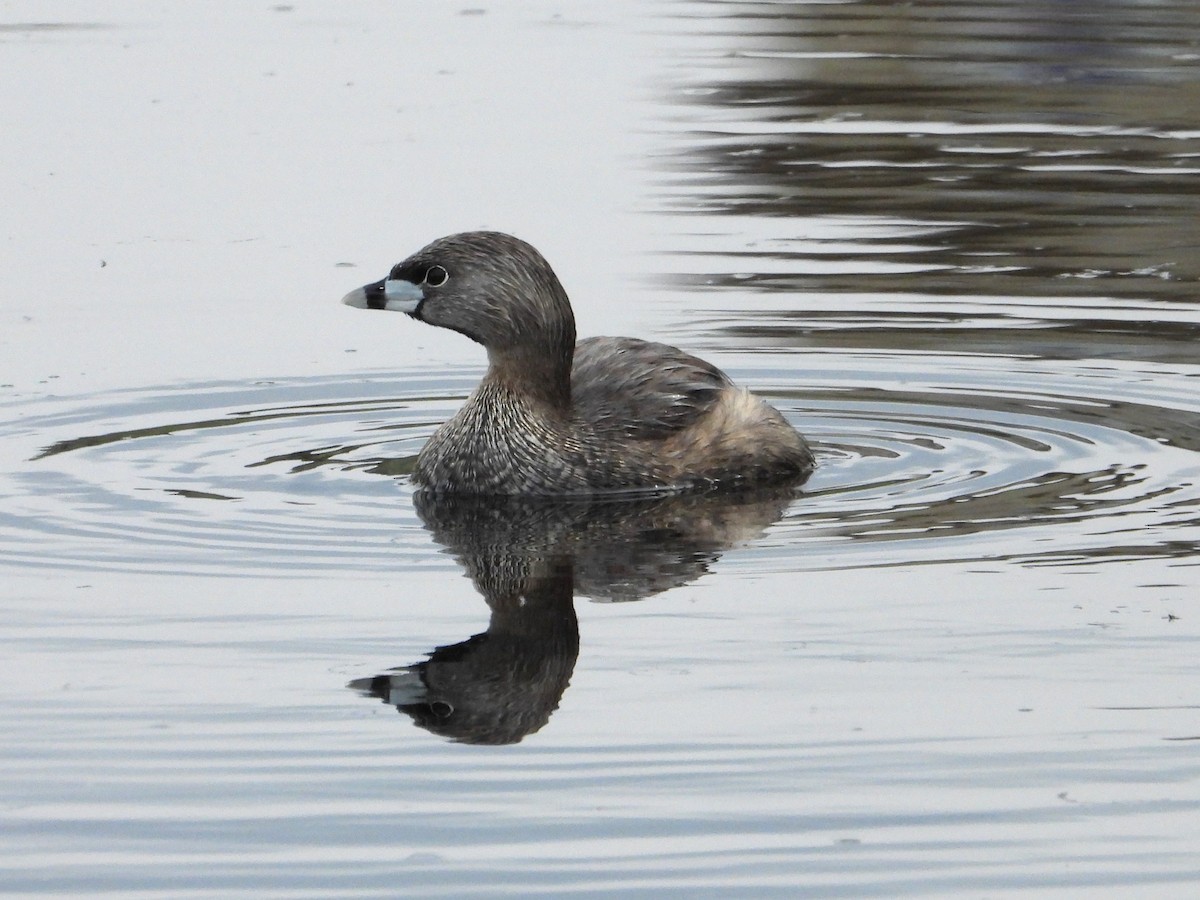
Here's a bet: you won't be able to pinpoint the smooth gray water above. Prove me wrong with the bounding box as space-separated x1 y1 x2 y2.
2 1 1199 896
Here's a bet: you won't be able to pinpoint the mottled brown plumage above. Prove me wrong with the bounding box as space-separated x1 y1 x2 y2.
342 231 814 495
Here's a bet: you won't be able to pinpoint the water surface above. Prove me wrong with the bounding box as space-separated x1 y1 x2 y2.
2 1 1199 896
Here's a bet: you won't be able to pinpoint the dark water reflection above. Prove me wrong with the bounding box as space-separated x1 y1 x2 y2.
657 0 1200 361
351 487 794 743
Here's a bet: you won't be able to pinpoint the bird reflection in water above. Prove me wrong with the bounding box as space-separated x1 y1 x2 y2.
349 486 800 744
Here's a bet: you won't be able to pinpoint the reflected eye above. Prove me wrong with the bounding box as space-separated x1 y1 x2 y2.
424 265 448 287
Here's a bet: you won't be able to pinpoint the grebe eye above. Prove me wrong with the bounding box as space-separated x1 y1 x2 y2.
424 265 448 287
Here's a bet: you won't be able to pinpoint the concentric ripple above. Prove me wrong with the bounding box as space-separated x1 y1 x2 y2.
750 352 1200 569
2 353 1196 577
0 374 461 576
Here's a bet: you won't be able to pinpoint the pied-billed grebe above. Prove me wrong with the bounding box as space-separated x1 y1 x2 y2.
342 231 814 495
